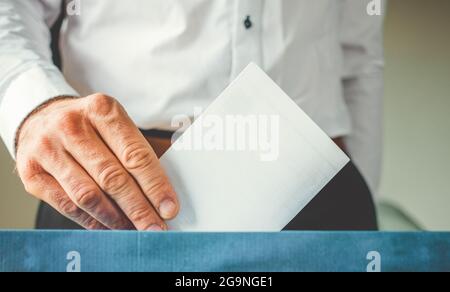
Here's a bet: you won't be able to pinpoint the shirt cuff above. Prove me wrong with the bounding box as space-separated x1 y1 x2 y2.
0 66 78 159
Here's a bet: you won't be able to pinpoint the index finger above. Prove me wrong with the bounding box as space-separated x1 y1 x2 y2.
84 94 179 220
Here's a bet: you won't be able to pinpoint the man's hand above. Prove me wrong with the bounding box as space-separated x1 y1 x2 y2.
15 94 179 230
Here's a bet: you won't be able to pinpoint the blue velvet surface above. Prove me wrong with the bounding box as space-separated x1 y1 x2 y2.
0 231 449 272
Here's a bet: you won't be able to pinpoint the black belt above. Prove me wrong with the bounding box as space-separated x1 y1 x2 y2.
139 129 175 139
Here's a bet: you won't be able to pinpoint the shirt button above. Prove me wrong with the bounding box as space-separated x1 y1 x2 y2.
244 15 252 29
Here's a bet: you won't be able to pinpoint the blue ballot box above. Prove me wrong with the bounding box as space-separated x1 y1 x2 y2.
0 231 449 272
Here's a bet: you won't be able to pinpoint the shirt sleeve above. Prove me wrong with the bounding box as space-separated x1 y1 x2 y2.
339 0 386 195
0 0 78 159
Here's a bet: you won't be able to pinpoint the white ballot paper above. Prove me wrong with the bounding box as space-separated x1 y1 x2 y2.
161 63 349 231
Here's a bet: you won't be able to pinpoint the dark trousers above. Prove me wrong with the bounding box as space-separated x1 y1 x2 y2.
35 162 378 230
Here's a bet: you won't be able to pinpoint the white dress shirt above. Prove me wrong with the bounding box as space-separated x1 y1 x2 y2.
0 0 385 194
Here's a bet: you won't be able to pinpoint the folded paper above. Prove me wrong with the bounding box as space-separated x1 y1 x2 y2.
161 63 349 231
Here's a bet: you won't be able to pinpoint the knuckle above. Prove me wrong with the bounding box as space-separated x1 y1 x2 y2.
87 93 117 116
72 187 102 211
56 111 85 137
18 159 43 182
35 136 58 157
122 143 153 170
17 161 45 197
61 202 80 218
54 194 82 219
33 139 62 167
128 207 156 225
142 178 169 198
98 164 130 194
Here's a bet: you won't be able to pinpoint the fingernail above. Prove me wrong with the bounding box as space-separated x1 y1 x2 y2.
159 199 177 219
147 224 163 231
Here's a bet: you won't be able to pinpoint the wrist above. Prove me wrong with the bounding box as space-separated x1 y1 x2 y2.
15 95 80 156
